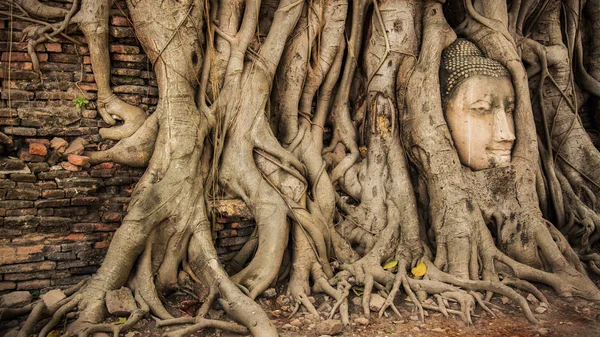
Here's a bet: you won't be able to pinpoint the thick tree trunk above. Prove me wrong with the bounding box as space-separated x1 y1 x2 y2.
4 1 600 336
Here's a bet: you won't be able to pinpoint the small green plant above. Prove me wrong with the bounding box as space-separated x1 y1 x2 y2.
73 95 89 109
124 76 135 81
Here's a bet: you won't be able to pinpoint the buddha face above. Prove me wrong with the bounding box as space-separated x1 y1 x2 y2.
444 75 516 171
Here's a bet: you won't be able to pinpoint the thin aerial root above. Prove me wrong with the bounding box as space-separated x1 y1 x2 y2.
469 291 496 318
0 304 34 321
379 272 402 318
421 303 467 322
288 302 300 319
362 274 374 319
314 277 350 322
444 292 474 324
328 279 351 324
37 295 82 337
156 317 195 327
298 293 320 318
402 274 424 322
182 260 202 284
434 294 449 318
161 318 249 337
425 262 538 323
75 292 149 337
197 285 218 318
19 286 84 337
501 277 548 304
591 259 600 274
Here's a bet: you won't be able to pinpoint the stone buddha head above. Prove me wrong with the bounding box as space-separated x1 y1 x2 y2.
440 39 516 171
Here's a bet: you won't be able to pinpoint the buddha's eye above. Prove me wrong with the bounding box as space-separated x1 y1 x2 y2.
505 104 515 115
470 105 492 115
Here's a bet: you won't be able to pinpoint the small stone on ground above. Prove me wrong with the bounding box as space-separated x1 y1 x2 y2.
106 287 137 316
316 319 343 335
0 291 32 308
42 289 66 308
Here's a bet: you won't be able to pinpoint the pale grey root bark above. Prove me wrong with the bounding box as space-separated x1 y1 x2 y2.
4 0 600 336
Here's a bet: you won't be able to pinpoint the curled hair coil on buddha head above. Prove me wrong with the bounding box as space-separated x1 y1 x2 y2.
440 39 510 103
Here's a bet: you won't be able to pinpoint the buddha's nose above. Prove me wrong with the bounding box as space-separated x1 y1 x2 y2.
493 109 516 143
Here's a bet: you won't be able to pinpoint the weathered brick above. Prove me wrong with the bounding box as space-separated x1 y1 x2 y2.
41 189 65 199
101 211 122 222
90 169 115 178
72 223 119 233
19 149 46 162
219 236 249 247
77 83 98 92
3 215 38 229
53 275 90 286
3 126 36 136
61 242 91 252
110 45 139 55
1 52 48 62
94 240 110 249
37 171 71 180
38 217 72 227
56 260 87 269
67 155 90 167
29 142 47 156
4 270 69 281
0 261 56 274
113 85 158 96
112 53 146 63
17 279 51 290
0 117 20 126
6 188 39 200
70 266 99 275
110 16 131 26
54 207 88 217
35 199 70 208
0 108 17 118
109 26 136 38
0 282 17 291
0 182 16 193
40 62 81 72
111 68 141 77
0 69 39 80
72 196 100 206
37 127 98 137
10 173 37 182
48 53 80 63
44 43 62 53
36 181 57 190
37 208 53 216
0 200 34 209
28 162 49 173
6 208 36 216
46 252 77 261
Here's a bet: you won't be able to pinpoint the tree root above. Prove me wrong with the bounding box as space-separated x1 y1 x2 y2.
158 317 249 337
98 94 148 141
86 113 158 167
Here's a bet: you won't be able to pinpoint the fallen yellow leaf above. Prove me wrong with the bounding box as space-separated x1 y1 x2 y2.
112 317 127 325
352 286 364 296
411 262 427 277
47 331 60 337
383 260 398 270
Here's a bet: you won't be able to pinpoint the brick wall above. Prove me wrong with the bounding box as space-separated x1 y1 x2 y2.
0 1 254 293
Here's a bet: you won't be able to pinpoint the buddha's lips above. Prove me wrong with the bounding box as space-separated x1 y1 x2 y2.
486 148 512 156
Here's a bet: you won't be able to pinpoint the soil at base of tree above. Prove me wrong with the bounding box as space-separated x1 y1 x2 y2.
114 280 600 337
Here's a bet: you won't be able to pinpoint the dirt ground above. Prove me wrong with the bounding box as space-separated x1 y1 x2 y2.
3 280 599 337
128 283 600 337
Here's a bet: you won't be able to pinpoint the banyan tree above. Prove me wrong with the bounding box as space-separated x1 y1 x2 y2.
1 0 600 336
